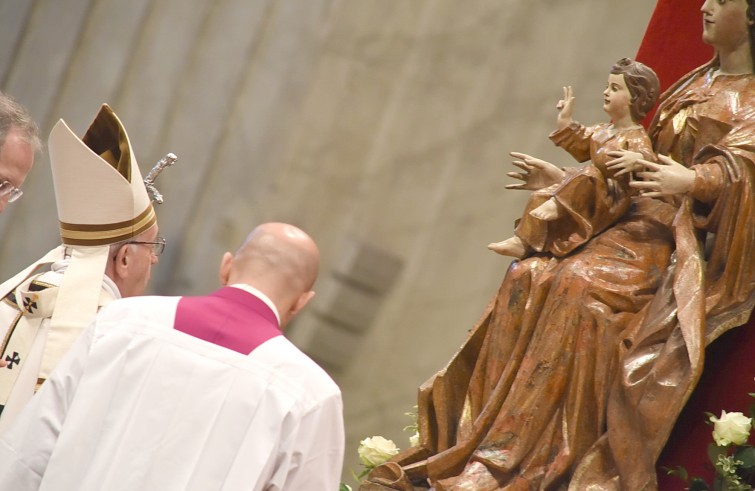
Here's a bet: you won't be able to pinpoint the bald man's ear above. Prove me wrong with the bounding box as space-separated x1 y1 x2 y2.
289 290 315 320
219 252 234 286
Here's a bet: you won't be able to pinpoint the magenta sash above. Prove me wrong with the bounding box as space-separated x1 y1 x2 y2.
174 287 281 355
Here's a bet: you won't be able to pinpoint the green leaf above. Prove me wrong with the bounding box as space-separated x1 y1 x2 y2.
733 446 755 469
340 484 353 491
709 443 728 464
689 477 712 491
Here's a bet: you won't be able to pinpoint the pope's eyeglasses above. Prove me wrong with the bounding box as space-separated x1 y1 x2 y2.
127 236 166 257
0 181 23 203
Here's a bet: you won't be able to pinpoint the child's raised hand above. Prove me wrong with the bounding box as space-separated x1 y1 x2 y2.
556 86 575 130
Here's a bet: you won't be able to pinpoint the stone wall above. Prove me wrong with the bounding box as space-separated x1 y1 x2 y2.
0 0 658 483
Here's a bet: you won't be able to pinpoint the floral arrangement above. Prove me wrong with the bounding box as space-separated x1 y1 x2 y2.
343 406 420 489
667 394 755 491
357 435 400 477
404 405 419 448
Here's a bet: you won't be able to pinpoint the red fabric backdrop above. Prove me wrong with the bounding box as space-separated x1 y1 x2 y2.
633 1 755 488
636 0 713 95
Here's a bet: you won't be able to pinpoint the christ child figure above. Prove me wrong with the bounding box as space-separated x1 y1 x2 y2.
488 57 660 258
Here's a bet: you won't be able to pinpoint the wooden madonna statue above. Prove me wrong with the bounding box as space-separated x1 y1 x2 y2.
359 0 755 489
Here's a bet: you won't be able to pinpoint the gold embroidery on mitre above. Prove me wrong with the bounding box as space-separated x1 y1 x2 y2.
82 105 132 183
59 205 156 246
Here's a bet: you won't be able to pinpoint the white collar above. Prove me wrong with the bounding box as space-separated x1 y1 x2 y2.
229 284 281 326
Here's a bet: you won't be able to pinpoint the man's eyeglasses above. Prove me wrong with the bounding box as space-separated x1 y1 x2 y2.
0 181 23 203
127 236 166 256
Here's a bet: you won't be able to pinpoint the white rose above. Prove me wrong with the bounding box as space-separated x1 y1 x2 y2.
710 410 752 447
409 431 419 447
358 436 400 468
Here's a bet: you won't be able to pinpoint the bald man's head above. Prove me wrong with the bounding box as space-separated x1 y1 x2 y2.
219 223 320 327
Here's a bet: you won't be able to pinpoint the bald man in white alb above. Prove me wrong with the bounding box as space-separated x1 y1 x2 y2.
0 223 345 491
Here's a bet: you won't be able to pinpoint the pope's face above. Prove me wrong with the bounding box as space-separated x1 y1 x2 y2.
701 0 751 52
119 225 160 297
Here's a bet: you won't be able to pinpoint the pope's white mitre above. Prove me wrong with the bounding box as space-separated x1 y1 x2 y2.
48 104 156 246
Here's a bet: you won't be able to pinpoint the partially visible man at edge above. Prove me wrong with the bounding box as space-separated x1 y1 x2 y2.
0 91 40 214
0 103 163 432
0 222 345 491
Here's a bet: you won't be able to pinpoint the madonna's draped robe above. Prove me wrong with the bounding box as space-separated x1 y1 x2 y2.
362 62 755 491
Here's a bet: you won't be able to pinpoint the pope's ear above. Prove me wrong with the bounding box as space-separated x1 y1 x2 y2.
106 243 131 283
116 243 131 271
219 252 233 285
